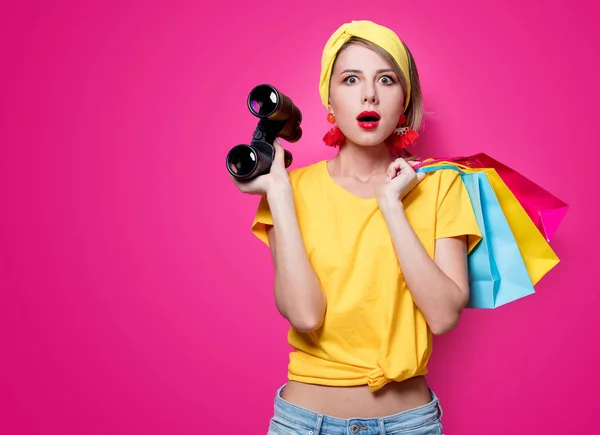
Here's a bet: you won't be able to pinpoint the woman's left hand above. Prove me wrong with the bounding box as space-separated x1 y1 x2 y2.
375 158 426 206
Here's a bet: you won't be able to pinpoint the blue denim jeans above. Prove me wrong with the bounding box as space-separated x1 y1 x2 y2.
267 384 444 435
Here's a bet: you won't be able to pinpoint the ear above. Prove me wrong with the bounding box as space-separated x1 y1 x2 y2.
327 103 334 115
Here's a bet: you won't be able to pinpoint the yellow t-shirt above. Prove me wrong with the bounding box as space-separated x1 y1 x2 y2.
251 160 482 392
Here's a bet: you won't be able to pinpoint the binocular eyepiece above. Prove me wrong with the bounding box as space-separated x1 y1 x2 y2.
226 84 302 181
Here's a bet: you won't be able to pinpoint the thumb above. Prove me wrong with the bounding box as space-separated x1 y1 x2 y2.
416 171 426 183
273 139 285 165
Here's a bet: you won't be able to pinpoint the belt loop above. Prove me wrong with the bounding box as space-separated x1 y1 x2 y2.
378 418 386 435
431 388 443 420
310 414 323 435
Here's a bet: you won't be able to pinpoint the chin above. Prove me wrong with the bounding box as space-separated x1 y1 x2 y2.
348 132 390 147
355 140 384 147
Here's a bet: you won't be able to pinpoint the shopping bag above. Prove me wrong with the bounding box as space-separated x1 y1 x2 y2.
416 164 536 308
415 160 560 286
424 154 569 242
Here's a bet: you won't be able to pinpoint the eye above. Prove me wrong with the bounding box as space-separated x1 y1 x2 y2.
379 75 395 85
343 75 358 84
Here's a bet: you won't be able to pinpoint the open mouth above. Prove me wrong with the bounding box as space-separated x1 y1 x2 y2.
357 111 380 130
356 111 380 122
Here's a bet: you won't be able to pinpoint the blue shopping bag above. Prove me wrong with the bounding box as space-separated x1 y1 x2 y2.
416 165 536 308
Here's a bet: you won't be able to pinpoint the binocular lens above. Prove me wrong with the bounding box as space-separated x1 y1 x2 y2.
227 145 257 178
248 85 278 117
227 84 300 181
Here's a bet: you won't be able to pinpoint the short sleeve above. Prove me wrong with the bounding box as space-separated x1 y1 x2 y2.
435 170 482 253
251 194 273 246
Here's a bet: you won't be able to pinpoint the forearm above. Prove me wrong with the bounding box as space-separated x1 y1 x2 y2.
267 183 326 332
379 200 467 334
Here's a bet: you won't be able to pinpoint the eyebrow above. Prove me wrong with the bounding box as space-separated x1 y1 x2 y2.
340 68 395 75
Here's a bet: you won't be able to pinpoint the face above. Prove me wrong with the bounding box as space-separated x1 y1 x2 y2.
328 43 405 147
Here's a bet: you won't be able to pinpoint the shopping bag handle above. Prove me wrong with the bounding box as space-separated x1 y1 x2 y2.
413 157 476 172
415 161 470 175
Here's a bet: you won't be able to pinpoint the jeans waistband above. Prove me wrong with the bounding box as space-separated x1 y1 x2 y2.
273 384 443 435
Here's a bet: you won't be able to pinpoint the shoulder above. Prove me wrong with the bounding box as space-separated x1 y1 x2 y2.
422 167 462 185
411 168 462 198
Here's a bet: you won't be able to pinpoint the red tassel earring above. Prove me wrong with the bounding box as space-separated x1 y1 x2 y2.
323 113 345 147
389 114 419 149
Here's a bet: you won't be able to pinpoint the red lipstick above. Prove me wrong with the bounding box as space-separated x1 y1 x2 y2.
356 111 380 130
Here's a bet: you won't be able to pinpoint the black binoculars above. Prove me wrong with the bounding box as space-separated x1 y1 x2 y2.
226 84 302 181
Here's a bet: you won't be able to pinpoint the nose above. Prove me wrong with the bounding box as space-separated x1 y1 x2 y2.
362 83 378 105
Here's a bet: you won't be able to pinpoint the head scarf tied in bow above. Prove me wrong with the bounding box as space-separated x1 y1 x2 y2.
319 20 412 112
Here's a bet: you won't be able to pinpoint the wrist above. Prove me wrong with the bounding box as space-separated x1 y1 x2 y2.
377 194 405 214
266 180 298 229
266 179 293 199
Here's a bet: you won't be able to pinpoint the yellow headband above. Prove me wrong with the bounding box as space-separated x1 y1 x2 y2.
319 20 412 112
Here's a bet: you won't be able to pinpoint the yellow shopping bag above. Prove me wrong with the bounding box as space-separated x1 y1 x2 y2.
417 159 560 285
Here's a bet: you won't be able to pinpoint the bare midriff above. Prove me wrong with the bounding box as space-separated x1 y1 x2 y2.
280 376 432 419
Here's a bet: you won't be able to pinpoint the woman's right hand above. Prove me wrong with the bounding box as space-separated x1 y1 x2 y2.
229 138 291 196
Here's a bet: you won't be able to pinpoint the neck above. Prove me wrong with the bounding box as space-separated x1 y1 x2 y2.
332 141 393 180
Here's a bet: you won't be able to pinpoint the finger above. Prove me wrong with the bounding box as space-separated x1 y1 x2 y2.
241 180 264 194
229 174 243 186
273 138 285 165
395 158 413 172
387 159 402 178
389 158 412 178
408 160 422 167
229 172 256 192
416 172 427 183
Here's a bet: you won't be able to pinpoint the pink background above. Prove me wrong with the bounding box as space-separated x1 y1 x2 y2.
1 1 598 434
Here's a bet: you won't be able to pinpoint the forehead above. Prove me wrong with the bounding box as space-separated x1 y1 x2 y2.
333 43 391 71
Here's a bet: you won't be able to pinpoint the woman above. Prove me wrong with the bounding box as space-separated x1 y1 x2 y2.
232 20 481 435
